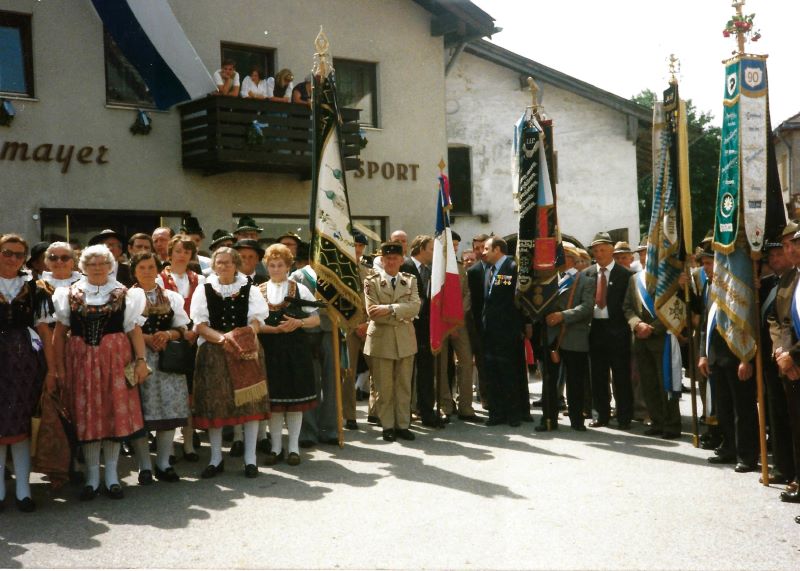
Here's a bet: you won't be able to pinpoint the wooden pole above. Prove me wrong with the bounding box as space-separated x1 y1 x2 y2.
751 259 769 485
65 213 70 243
329 308 345 448
684 280 700 447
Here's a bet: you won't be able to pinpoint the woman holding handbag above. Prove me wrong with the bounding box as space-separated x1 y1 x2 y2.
0 234 55 513
130 252 191 483
52 244 150 501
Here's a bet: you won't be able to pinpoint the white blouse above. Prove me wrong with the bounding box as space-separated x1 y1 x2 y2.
142 287 191 330
52 278 146 332
0 276 52 325
189 274 269 345
241 76 269 98
266 279 317 315
41 271 83 289
155 270 206 299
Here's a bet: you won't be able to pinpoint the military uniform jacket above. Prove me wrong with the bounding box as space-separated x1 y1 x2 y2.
363 271 421 360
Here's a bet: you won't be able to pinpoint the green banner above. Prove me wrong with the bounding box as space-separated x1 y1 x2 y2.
714 59 740 252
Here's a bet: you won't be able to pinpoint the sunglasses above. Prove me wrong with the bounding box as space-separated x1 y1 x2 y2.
1 249 26 260
47 254 73 262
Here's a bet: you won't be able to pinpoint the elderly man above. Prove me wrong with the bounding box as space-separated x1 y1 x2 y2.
152 227 173 265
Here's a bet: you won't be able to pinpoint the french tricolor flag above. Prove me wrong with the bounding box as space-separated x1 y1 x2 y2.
91 0 216 109
430 174 464 354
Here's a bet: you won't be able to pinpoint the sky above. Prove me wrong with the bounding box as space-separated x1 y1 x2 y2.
471 0 798 126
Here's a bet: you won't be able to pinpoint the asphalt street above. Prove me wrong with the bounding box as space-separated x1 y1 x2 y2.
2 377 799 570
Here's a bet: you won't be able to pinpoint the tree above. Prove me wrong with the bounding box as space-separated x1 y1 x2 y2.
633 89 720 248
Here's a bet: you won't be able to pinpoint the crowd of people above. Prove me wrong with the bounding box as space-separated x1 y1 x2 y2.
1 216 799 526
213 59 312 107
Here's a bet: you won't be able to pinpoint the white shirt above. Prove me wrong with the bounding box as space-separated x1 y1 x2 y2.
213 69 240 88
189 274 269 345
141 287 191 330
52 278 146 332
156 270 206 300
41 271 82 289
265 279 317 315
240 76 269 98
592 260 615 319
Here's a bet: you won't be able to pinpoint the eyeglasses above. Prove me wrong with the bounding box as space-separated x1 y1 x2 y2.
85 261 111 268
47 254 73 262
1 249 26 260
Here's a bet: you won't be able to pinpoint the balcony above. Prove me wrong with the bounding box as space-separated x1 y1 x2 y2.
178 95 362 177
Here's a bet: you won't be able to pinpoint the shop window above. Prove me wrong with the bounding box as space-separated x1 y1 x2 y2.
220 43 276 87
104 29 155 107
333 58 378 128
0 11 34 97
448 146 473 214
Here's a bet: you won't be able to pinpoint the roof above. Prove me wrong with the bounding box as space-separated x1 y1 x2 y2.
412 0 498 47
464 39 652 124
775 111 800 134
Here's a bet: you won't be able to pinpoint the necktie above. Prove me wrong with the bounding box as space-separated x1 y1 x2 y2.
486 265 496 297
596 266 607 309
421 265 431 298
391 276 396 290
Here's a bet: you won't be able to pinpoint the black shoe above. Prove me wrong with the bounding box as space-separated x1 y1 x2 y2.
229 441 244 458
154 466 180 483
367 415 380 425
200 460 224 479
780 490 800 503
508 420 521 427
734 462 758 473
244 464 259 478
708 455 736 464
457 414 484 423
396 428 416 441
105 484 124 500
661 432 681 440
345 420 359 430
183 451 200 462
263 450 284 466
286 452 301 466
382 429 396 442
644 428 663 436
589 420 608 428
16 496 35 513
485 418 506 426
138 470 153 485
79 485 99 501
571 424 587 432
257 438 272 454
421 417 444 429
299 439 316 449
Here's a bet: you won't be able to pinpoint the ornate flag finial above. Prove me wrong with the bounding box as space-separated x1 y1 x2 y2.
527 76 539 112
668 54 680 84
723 0 761 55
438 157 446 172
313 26 333 79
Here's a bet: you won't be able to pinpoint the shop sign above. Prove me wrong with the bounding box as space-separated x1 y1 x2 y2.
0 140 109 174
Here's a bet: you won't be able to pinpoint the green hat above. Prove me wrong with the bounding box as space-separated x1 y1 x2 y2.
180 216 204 238
590 232 614 247
380 241 403 256
613 241 632 254
235 215 263 234
210 229 235 250
277 231 303 246
232 239 265 259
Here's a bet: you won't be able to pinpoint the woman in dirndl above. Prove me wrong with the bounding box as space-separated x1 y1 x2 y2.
189 247 269 479
257 244 319 467
0 234 55 513
53 245 150 501
156 234 205 462
131 252 190 483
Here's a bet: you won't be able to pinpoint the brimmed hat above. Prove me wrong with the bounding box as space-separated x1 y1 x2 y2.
232 239 265 259
25 241 49 268
697 245 714 258
380 241 403 256
577 248 591 261
780 220 799 239
210 229 235 250
700 230 713 246
234 216 263 234
636 235 648 252
590 232 614 247
180 216 204 237
88 229 124 247
352 230 368 245
277 231 303 246
613 241 632 254
562 241 579 259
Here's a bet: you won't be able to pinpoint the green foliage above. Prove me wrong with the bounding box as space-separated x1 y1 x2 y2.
633 89 720 248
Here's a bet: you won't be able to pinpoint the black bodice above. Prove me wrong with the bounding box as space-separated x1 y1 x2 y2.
206 283 250 332
0 280 38 332
69 288 126 346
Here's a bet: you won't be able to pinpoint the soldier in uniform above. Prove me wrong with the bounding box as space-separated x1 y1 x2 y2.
363 242 421 442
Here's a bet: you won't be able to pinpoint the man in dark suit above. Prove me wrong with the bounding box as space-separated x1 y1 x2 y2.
466 233 491 408
583 231 634 429
480 237 527 426
400 235 443 428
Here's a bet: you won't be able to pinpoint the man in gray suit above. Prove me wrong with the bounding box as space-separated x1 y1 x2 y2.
543 244 595 431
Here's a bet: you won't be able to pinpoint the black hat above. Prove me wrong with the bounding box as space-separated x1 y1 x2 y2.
277 231 303 245
700 230 713 246
352 230 368 245
590 232 614 247
380 241 403 256
295 241 311 261
232 239 265 259
235 216 263 234
697 245 714 259
88 228 124 247
180 216 204 238
25 241 49 268
451 230 462 242
210 229 235 250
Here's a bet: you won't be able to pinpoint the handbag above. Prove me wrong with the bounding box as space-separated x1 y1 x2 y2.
550 273 581 364
158 339 194 374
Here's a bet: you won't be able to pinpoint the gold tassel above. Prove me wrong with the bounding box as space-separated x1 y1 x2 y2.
234 380 268 407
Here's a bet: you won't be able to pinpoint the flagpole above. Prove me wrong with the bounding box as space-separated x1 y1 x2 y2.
434 158 446 421
329 308 345 448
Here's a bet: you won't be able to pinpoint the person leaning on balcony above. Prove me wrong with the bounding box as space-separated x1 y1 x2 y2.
241 66 268 100
292 74 313 108
214 59 240 97
269 68 294 102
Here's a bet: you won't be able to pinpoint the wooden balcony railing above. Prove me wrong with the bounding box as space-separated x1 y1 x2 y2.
178 95 362 176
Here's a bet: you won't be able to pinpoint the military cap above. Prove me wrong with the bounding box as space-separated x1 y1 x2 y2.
590 232 614 247
380 241 404 256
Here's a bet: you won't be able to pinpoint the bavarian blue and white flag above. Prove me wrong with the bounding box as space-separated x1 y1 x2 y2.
90 0 216 109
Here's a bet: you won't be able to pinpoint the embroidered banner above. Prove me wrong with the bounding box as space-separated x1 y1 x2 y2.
739 56 769 252
714 59 741 253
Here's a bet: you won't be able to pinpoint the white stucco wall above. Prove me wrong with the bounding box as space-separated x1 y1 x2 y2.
0 0 447 243
445 50 641 249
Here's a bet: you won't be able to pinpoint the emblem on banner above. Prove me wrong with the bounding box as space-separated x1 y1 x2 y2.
743 66 762 88
726 73 737 96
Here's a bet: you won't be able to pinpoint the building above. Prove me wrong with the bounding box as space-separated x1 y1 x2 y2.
0 0 495 250
445 39 651 248
774 111 800 217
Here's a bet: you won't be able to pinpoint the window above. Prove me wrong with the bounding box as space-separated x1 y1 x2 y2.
41 209 187 248
220 43 275 86
448 146 472 214
334 58 378 127
104 30 155 107
0 11 34 97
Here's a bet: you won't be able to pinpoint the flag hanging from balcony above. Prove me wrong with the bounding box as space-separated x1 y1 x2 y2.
430 173 464 354
90 0 216 109
309 29 364 327
514 113 564 321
